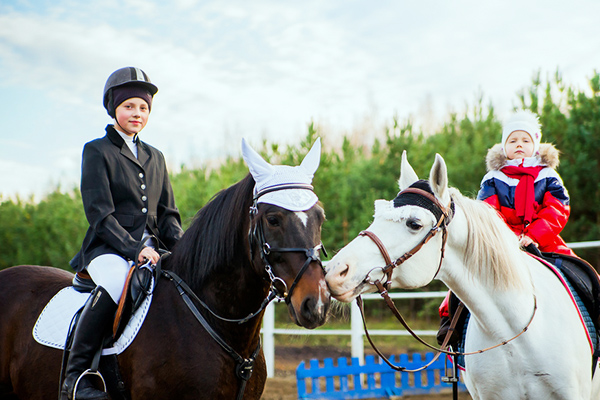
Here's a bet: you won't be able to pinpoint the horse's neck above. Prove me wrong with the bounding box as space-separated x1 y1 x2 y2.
200 264 270 338
440 251 537 336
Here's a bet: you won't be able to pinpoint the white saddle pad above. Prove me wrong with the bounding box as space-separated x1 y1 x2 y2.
33 282 153 356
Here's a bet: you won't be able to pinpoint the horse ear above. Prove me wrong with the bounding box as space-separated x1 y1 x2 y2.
399 150 419 190
241 138 274 182
429 153 450 204
299 137 321 176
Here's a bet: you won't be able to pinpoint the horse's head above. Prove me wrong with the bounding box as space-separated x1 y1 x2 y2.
243 138 330 329
325 151 452 303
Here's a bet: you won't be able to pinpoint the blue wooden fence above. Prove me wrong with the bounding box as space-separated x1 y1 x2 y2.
296 352 466 399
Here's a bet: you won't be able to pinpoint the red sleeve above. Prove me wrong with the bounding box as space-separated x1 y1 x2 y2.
482 195 508 223
525 192 570 246
439 291 451 318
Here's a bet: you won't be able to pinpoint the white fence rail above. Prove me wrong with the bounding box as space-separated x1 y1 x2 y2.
261 240 600 377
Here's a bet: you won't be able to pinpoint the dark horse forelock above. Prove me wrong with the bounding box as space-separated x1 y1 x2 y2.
164 174 255 288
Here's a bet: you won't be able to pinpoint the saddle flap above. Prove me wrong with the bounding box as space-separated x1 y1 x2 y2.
543 252 600 325
72 271 97 293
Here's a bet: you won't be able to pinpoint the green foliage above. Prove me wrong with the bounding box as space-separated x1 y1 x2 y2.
2 70 599 271
0 191 86 270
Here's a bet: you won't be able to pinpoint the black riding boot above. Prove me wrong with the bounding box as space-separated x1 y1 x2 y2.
61 286 117 400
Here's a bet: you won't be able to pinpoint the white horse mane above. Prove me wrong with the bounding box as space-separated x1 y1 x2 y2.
448 188 524 290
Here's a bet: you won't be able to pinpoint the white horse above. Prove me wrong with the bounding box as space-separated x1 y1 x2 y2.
325 151 600 399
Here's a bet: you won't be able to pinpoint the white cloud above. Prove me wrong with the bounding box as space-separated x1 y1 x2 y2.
1 0 600 197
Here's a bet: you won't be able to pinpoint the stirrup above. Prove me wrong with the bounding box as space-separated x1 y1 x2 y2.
441 346 459 384
73 369 107 400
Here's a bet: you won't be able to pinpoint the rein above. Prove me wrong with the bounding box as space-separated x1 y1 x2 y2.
357 292 538 372
357 186 538 372
163 270 260 400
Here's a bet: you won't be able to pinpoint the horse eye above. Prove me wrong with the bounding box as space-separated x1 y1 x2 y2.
406 219 422 231
266 216 280 227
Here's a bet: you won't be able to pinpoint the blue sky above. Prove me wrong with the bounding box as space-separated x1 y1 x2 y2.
1 0 600 199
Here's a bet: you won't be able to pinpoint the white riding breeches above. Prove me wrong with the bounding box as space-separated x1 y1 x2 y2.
86 254 133 304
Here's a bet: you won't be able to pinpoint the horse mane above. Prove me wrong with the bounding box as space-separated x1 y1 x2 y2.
164 174 255 288
448 188 524 290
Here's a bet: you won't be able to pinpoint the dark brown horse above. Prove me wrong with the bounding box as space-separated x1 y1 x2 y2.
0 173 330 399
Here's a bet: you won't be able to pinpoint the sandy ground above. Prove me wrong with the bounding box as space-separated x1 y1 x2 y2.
261 345 472 400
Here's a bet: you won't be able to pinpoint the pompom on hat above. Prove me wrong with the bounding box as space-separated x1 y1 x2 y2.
502 109 542 156
241 138 321 212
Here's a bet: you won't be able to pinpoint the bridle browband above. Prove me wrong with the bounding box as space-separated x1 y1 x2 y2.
357 184 537 373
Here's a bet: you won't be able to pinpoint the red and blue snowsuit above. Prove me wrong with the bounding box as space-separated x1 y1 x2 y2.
476 143 574 256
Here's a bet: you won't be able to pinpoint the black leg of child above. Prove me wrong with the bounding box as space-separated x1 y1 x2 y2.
61 286 117 400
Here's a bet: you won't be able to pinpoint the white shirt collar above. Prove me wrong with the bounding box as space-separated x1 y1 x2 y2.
113 125 138 158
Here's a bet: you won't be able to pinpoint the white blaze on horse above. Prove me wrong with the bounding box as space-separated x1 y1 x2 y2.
325 151 600 399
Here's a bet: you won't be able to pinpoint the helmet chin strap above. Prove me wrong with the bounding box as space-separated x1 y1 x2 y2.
114 119 138 139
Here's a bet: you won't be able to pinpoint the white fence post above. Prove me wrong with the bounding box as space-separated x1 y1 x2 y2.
263 302 275 378
351 300 364 363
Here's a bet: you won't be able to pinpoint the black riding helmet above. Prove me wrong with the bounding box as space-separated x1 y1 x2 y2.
103 67 158 118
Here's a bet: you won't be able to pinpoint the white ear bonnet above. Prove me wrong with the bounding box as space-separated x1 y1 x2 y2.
241 138 321 211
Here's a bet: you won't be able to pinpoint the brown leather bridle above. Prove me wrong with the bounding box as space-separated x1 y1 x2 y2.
357 186 537 373
360 188 452 293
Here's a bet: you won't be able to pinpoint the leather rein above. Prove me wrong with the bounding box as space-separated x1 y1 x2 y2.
161 183 324 400
357 187 537 373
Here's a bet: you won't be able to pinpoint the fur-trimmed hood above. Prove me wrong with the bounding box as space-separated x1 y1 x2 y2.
485 143 560 172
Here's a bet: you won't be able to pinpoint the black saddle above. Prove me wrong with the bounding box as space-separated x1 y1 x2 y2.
526 245 600 331
72 263 154 340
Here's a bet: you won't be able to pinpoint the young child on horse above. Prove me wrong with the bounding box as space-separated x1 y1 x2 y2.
477 109 575 256
438 109 575 345
62 67 183 400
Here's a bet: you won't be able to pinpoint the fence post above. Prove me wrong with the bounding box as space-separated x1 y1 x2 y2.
351 300 364 363
264 301 275 378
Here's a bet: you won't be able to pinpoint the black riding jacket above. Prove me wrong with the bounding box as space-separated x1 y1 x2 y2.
70 125 183 272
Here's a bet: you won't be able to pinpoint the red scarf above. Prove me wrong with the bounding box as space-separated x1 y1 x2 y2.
501 165 544 226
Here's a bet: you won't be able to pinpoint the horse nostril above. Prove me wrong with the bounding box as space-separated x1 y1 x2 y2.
301 297 315 317
299 297 316 326
339 265 349 278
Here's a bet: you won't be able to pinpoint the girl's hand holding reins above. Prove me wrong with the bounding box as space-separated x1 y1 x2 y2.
138 246 160 265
